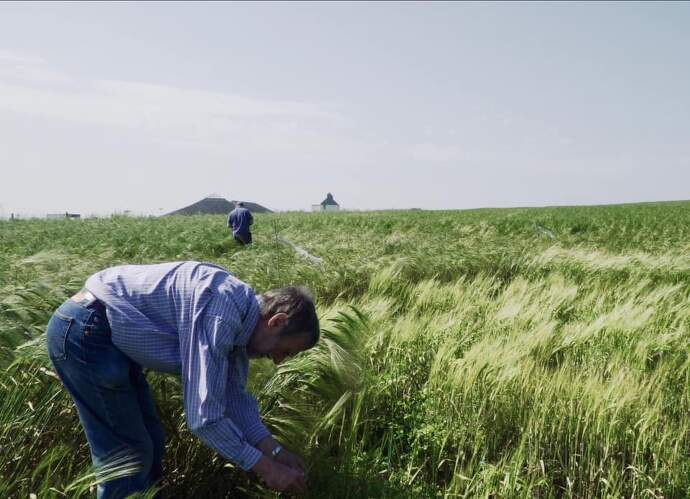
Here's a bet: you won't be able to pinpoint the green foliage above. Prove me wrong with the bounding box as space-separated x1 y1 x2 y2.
1 202 690 497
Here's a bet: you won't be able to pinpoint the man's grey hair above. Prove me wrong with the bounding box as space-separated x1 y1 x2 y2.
258 286 320 348
236 201 245 207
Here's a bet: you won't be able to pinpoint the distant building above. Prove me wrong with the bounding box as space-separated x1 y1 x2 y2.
312 193 340 212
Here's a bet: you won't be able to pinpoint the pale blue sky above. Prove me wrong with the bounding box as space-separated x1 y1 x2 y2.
0 2 688 216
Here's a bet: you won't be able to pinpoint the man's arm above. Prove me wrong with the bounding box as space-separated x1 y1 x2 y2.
225 350 305 471
180 309 304 492
180 314 262 470
224 382 306 474
224 351 272 446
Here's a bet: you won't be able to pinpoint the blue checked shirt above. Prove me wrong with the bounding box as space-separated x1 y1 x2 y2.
85 261 271 471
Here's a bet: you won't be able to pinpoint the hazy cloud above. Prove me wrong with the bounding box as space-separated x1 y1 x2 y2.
0 54 352 162
408 142 465 162
0 49 70 83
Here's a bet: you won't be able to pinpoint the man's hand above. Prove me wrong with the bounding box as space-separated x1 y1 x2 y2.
252 455 305 494
275 448 306 473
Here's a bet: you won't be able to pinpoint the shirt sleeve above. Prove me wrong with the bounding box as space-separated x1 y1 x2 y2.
179 311 263 471
225 350 271 445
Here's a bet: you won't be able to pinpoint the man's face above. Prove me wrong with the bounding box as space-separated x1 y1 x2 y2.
247 315 312 364
248 334 310 364
263 335 311 365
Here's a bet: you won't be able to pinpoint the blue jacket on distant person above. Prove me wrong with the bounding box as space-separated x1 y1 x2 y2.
228 202 254 245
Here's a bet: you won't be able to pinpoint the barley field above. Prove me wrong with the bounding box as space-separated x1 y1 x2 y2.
1 201 690 498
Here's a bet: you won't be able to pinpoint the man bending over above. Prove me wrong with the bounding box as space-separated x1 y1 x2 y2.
46 261 318 498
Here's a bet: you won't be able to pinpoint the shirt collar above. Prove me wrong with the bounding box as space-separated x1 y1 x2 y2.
235 293 261 347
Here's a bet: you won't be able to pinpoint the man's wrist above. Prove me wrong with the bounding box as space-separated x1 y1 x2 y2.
256 436 284 460
257 435 279 455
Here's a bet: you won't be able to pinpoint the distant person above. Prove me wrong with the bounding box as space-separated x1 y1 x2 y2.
228 201 254 245
46 261 319 498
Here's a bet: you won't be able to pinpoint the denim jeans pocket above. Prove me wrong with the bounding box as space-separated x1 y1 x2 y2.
46 311 73 361
85 311 111 338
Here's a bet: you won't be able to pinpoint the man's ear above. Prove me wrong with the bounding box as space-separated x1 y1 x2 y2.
267 312 288 330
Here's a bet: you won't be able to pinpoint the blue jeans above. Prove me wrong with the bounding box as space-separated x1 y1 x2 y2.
233 231 252 245
46 299 165 499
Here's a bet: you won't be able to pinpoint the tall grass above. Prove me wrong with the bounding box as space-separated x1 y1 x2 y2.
1 201 690 497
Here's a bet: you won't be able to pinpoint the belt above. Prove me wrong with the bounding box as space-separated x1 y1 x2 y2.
71 288 107 316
